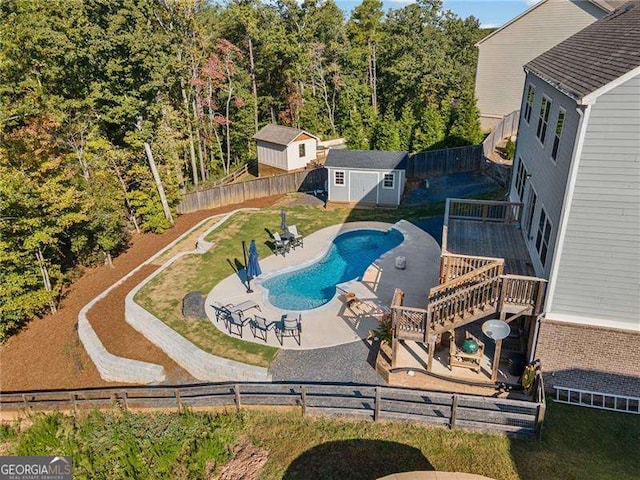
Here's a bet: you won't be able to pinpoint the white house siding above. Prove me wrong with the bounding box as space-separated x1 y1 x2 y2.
548 75 640 328
256 141 287 170
285 138 317 170
475 0 605 127
509 72 581 279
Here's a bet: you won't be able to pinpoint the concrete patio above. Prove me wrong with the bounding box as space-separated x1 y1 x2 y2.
205 220 441 350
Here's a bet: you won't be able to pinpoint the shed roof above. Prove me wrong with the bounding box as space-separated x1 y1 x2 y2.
253 124 318 146
325 150 409 171
525 0 640 101
475 0 621 46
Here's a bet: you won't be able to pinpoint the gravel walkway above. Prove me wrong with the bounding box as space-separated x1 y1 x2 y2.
269 339 384 384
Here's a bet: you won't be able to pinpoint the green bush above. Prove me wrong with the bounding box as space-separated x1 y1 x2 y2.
505 138 516 160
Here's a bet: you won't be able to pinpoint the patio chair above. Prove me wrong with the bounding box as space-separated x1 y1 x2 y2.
250 315 274 342
287 225 303 249
275 314 302 346
227 300 261 314
272 232 290 256
212 303 232 327
227 311 249 338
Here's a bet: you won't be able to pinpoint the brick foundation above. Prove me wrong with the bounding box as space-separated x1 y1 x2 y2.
536 319 640 397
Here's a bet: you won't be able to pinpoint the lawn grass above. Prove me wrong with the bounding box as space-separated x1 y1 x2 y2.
135 190 505 367
3 401 638 479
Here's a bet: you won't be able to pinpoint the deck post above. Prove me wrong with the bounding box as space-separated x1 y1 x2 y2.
121 391 129 411
374 387 381 422
427 335 436 372
491 339 503 382
22 394 31 413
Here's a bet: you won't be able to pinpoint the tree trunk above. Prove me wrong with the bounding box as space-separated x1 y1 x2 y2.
111 159 140 233
192 99 206 180
225 89 233 174
181 78 199 186
143 141 174 224
35 248 57 314
248 36 259 133
104 251 114 268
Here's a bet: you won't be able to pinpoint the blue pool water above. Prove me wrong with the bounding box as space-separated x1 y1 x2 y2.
262 229 404 311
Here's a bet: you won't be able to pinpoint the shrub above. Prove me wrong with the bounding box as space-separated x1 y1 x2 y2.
505 138 516 160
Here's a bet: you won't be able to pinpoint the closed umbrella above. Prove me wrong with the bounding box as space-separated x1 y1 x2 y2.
280 210 287 231
247 239 262 279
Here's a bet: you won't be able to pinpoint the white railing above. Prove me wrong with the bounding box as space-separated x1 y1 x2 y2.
554 386 640 414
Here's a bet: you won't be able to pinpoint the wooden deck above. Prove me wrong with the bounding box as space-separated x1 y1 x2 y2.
443 198 535 276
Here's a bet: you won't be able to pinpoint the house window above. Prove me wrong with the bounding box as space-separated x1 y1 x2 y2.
524 85 536 123
551 109 565 161
298 143 306 158
383 173 395 189
525 189 537 237
334 170 345 186
535 208 552 267
536 96 552 144
514 158 527 200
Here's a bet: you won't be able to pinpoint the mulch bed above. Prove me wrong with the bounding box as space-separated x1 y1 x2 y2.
0 195 284 392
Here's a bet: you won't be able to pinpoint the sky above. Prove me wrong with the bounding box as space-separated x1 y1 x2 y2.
334 0 542 28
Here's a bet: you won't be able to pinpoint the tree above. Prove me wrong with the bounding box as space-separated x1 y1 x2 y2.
412 105 446 151
371 111 401 150
447 91 484 146
348 0 383 112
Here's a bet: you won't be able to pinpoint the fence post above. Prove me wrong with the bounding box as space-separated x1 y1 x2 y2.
70 393 78 414
374 387 381 422
450 394 459 429
175 388 182 412
242 180 248 203
234 384 241 412
301 386 307 417
22 394 31 413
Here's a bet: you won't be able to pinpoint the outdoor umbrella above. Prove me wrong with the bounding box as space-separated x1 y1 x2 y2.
280 210 287 231
247 239 262 279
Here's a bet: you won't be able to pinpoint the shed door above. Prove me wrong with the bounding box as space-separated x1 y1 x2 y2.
349 171 378 204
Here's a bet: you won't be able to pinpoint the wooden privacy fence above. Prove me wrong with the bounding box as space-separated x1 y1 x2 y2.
483 110 520 158
408 145 483 179
177 167 327 214
0 381 544 439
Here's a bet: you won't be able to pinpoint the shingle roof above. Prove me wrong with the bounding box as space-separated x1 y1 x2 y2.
476 0 620 47
253 124 317 146
525 1 640 101
325 150 409 170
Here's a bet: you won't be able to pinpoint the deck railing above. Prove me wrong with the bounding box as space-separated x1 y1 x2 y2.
439 253 502 283
442 199 523 251
501 275 547 315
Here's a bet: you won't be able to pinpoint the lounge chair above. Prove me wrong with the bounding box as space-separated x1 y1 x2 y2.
250 315 274 342
275 313 302 346
287 225 303 248
227 300 261 314
272 232 289 256
227 311 249 338
212 303 232 327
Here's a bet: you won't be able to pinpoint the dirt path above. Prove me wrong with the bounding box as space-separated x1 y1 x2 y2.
0 196 283 392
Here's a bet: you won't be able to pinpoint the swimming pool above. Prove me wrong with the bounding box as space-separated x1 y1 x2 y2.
261 228 404 310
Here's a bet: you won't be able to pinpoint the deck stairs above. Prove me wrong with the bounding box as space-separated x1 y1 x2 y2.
392 253 546 343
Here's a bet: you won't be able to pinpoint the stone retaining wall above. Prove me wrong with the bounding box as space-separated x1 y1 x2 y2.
124 209 272 382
